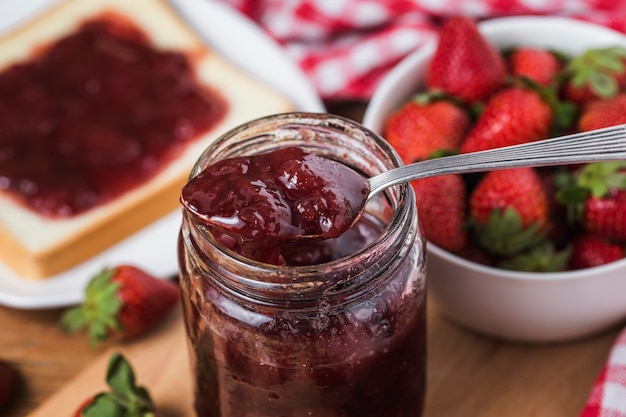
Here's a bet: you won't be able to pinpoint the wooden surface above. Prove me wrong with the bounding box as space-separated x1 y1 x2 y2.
0 101 624 416
25 306 194 417
2 296 623 417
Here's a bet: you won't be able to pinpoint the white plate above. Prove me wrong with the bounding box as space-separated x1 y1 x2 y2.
0 0 325 309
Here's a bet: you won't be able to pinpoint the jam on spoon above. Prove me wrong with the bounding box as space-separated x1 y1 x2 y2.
181 146 370 262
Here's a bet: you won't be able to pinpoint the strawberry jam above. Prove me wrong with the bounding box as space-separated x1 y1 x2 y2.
181 146 369 265
178 113 426 417
0 16 225 217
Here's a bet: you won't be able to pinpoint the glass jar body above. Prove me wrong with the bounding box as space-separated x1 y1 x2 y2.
178 113 427 417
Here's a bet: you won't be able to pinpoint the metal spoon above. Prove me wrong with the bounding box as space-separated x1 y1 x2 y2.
367 123 626 198
182 123 626 240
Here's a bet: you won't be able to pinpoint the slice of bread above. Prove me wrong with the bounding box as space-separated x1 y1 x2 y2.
0 0 294 279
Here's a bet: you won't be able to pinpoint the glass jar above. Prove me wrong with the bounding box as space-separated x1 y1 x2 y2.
178 112 427 417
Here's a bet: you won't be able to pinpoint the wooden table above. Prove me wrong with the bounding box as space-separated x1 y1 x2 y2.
1 297 622 417
0 102 623 417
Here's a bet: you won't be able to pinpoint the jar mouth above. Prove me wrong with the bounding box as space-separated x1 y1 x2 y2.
182 112 419 301
189 112 401 180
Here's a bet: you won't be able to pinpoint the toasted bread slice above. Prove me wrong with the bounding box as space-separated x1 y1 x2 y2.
0 0 293 279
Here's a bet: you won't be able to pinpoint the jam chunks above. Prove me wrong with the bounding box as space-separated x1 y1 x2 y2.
181 147 370 264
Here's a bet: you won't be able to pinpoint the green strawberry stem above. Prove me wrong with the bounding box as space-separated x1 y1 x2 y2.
81 352 156 417
577 161 626 197
472 207 546 256
564 46 626 98
557 161 626 223
498 242 572 272
60 268 123 345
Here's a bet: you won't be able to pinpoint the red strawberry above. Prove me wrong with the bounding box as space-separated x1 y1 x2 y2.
557 162 626 242
411 174 467 252
583 189 626 241
460 87 552 154
0 360 20 410
469 168 549 255
508 47 561 87
563 46 626 105
384 97 470 164
61 265 179 345
427 16 506 103
578 93 626 132
570 233 624 269
75 352 159 417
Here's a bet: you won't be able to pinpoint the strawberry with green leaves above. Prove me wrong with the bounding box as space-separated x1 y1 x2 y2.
427 16 506 103
469 168 549 256
411 174 468 252
558 162 626 242
569 233 625 270
460 86 553 154
384 96 470 164
75 352 158 417
61 265 179 345
563 46 626 104
578 93 626 132
583 189 626 241
508 47 562 87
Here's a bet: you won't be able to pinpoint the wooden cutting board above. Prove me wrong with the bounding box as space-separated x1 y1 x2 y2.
27 305 196 416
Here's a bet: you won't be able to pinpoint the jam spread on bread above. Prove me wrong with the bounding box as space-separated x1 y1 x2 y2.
0 16 226 217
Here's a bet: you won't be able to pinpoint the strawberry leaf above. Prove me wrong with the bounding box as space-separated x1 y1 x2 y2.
552 99 579 133
82 394 123 417
106 353 138 400
498 242 572 272
571 68 592 87
552 166 577 188
472 207 546 256
578 161 626 197
60 267 123 345
588 71 618 98
81 353 156 417
565 46 626 99
556 184 589 224
555 162 626 226
557 185 590 205
427 149 458 159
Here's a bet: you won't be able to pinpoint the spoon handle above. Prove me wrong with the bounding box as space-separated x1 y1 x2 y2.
368 123 626 197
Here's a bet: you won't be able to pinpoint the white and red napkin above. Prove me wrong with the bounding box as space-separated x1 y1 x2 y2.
216 1 626 415
218 0 626 101
581 327 626 417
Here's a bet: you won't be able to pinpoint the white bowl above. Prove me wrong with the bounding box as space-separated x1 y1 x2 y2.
363 16 626 343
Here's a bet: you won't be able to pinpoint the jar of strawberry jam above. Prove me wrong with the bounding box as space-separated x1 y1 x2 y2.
178 112 426 417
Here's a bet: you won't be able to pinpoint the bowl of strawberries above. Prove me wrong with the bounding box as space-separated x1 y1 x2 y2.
363 15 626 342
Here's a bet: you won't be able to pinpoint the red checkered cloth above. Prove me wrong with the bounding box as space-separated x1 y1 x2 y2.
217 0 626 101
580 327 626 417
